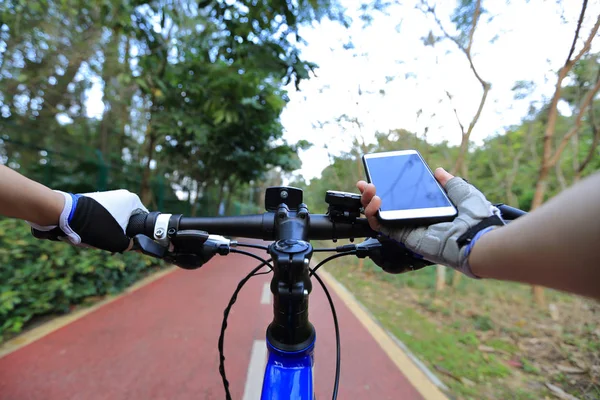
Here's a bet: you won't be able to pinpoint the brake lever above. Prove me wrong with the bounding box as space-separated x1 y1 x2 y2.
132 235 168 258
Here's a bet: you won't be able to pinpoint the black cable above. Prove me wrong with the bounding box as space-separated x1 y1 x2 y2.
313 247 338 252
309 252 356 277
230 249 274 271
235 242 270 251
252 269 274 276
218 257 272 400
310 267 341 400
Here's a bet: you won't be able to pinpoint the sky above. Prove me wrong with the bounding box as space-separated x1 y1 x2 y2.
280 0 600 182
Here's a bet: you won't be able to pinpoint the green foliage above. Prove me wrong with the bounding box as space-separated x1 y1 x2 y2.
0 218 162 340
471 314 494 331
1 0 345 214
520 358 540 375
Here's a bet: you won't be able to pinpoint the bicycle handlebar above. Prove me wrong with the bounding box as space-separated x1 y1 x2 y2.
127 212 377 241
495 204 527 220
128 204 525 241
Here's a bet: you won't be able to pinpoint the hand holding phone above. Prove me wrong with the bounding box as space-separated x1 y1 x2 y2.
358 169 505 278
362 150 457 225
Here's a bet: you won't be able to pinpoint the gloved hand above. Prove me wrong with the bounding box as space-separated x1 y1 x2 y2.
357 168 505 278
28 190 148 253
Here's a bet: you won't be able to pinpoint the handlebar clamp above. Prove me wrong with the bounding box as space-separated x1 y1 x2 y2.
265 187 304 212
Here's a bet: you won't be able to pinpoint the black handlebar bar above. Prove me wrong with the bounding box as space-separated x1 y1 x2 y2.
127 212 378 241
128 204 526 241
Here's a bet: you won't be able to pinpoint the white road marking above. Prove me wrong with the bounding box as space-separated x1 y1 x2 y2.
260 282 271 305
242 340 268 400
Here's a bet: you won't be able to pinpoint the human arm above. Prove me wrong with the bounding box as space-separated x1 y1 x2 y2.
358 168 600 299
0 164 65 225
0 164 147 253
468 171 600 299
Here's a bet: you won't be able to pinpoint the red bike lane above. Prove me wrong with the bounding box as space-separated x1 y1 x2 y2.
0 248 430 399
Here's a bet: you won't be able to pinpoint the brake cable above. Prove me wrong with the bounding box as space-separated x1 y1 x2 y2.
235 243 270 251
310 250 357 399
230 248 273 271
218 254 273 400
309 251 357 277
310 267 341 399
218 247 357 400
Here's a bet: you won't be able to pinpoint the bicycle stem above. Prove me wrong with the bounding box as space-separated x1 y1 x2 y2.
266 202 316 352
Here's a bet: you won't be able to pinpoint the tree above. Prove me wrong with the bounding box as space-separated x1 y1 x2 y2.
123 0 346 204
1 0 338 212
530 1 600 306
559 53 600 183
420 0 491 290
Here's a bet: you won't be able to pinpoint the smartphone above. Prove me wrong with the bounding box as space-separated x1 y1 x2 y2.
362 150 457 225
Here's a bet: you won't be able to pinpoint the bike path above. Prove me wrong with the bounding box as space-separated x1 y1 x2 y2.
0 247 432 399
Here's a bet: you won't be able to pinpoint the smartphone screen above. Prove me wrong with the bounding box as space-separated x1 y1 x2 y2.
363 150 456 221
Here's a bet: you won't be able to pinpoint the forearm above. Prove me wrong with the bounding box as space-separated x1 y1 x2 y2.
470 172 600 299
0 165 64 225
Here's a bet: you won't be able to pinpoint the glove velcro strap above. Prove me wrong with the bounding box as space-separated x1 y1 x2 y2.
456 215 505 248
31 227 64 241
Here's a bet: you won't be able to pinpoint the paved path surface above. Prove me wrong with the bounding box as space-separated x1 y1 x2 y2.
0 247 424 399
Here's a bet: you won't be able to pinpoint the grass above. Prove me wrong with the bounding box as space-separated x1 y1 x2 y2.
319 249 600 400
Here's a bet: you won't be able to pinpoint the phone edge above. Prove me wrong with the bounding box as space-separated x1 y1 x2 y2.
362 149 458 225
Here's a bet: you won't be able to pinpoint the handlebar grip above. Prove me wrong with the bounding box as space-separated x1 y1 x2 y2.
496 204 527 220
127 212 161 237
127 212 148 237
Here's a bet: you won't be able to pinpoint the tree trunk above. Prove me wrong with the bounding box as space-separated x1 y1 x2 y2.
216 180 227 215
140 129 156 205
436 265 446 291
99 33 119 157
528 66 565 308
190 182 200 217
532 286 546 308
450 135 468 288
119 38 132 154
575 99 600 182
451 267 462 287
574 130 599 181
453 135 469 178
225 180 235 215
357 258 365 272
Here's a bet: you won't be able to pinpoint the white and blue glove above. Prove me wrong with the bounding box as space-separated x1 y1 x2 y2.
29 190 147 253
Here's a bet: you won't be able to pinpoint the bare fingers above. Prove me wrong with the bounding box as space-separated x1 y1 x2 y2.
364 195 381 231
356 181 377 208
434 168 455 188
356 180 380 231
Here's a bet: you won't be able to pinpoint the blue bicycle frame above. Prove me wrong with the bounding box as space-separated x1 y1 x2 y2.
261 338 315 399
